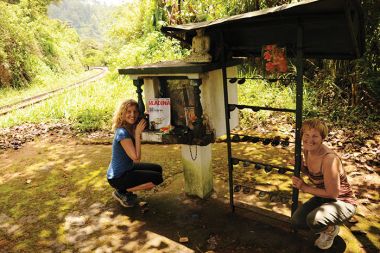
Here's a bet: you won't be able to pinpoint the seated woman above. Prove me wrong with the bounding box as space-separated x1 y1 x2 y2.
107 99 163 207
291 118 356 250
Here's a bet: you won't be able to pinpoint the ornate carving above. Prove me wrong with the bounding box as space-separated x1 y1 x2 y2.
191 79 206 138
133 79 145 114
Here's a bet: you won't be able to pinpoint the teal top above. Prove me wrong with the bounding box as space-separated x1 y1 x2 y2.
107 128 134 179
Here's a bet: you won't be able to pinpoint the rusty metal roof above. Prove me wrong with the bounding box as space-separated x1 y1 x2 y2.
161 0 364 59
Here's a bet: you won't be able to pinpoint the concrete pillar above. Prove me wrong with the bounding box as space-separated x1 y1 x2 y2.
181 144 213 198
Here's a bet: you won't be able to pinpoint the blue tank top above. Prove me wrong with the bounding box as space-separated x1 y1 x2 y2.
106 128 134 179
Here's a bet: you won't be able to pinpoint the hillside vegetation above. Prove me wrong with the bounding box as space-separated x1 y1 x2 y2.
0 0 83 89
0 0 378 133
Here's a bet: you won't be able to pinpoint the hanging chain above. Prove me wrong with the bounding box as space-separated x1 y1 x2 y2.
189 145 198 161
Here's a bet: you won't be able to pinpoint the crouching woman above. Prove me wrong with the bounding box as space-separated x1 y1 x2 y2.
291 118 356 250
107 99 163 207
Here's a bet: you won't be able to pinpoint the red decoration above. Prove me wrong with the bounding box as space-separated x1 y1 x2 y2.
262 44 288 75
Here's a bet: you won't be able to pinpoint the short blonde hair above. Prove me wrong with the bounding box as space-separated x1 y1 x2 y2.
112 99 139 131
301 118 329 140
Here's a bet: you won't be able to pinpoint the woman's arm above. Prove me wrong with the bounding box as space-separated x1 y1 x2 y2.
120 138 139 161
300 150 309 175
120 120 146 162
290 153 308 175
133 120 146 162
292 154 341 199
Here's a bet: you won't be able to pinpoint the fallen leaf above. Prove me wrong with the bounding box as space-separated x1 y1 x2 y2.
139 201 148 207
179 237 189 243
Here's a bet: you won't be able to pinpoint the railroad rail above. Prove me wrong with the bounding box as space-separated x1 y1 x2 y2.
0 67 108 116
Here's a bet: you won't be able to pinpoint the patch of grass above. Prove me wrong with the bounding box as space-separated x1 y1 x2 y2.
0 69 101 108
237 79 314 127
0 74 136 131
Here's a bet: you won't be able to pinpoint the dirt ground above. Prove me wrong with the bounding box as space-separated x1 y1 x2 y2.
0 129 379 253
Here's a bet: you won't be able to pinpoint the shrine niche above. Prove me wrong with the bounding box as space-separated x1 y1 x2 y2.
160 79 195 129
119 60 241 147
119 60 241 198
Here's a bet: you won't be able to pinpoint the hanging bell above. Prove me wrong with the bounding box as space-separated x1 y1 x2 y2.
282 78 291 87
231 158 240 165
241 135 249 142
242 186 250 194
271 136 281 146
229 77 238 83
278 168 286 174
250 136 260 143
270 194 279 202
251 106 260 112
258 191 266 199
264 165 272 173
281 196 290 204
254 164 262 170
234 185 242 192
243 161 251 167
231 135 240 142
281 138 290 147
237 78 246 84
262 138 272 145
228 104 237 112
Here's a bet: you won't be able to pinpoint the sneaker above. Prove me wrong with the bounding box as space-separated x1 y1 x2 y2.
126 191 138 200
112 191 136 207
315 225 340 250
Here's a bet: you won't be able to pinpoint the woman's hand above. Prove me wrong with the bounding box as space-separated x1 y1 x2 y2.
292 176 307 191
135 119 146 136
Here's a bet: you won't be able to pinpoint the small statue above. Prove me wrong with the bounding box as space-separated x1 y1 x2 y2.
185 29 212 63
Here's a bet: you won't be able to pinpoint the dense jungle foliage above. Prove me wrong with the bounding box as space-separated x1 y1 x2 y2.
0 0 83 88
0 0 379 130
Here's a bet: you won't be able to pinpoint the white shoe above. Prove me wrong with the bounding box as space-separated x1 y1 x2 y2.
315 225 340 250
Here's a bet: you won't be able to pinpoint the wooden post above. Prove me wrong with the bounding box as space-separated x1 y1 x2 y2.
292 21 304 215
220 31 235 212
192 79 204 138
133 79 145 115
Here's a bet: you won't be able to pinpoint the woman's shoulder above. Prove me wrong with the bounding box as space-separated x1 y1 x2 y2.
115 127 127 133
321 150 342 173
322 145 339 159
322 153 340 164
115 127 132 138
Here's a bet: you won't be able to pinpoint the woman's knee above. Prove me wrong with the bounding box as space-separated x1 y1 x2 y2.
291 212 304 229
148 163 163 173
154 175 163 185
149 172 163 186
155 164 163 173
306 210 328 231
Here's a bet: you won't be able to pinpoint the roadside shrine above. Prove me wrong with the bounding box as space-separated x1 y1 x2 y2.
119 0 364 221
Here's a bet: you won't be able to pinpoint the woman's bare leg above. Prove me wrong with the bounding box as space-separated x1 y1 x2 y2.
127 182 155 192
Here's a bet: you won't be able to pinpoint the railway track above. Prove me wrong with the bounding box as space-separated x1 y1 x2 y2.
0 67 108 116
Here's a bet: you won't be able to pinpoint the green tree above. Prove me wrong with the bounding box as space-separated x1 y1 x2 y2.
0 0 83 88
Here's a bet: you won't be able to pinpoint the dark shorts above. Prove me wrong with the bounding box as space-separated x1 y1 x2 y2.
108 162 163 192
